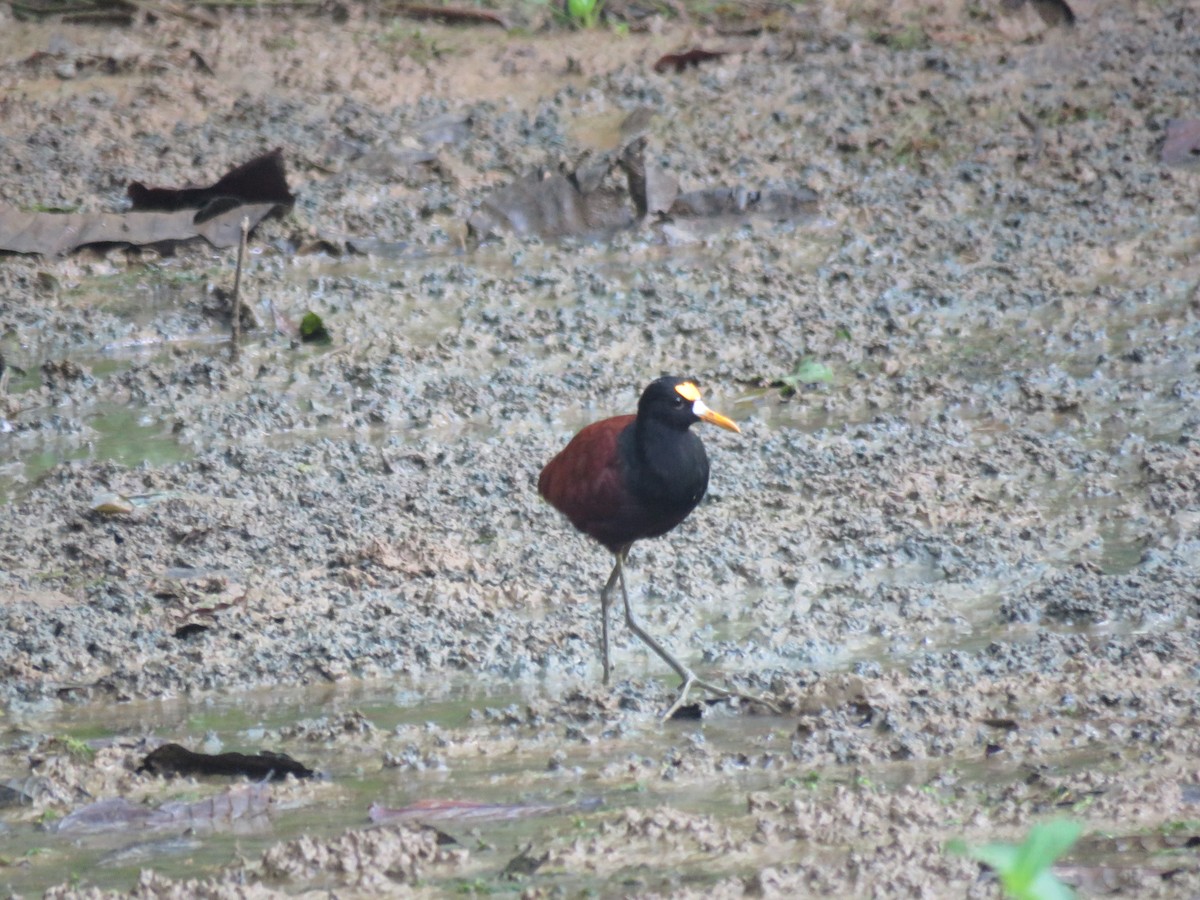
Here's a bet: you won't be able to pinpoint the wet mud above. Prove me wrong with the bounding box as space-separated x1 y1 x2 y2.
2 0 1200 896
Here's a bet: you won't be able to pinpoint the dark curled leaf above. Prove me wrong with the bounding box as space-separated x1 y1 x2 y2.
138 743 315 780
653 48 728 74
128 148 295 212
981 717 1020 731
503 845 550 877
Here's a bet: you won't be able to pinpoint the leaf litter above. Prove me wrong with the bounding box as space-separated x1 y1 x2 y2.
0 150 293 256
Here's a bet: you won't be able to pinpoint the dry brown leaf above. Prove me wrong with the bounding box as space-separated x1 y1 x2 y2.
0 201 278 257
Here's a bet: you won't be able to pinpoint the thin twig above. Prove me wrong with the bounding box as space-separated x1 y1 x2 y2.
230 216 249 362
1017 110 1044 168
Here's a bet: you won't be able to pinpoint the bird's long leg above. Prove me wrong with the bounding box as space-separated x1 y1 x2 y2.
598 555 623 685
616 552 780 719
615 552 688 683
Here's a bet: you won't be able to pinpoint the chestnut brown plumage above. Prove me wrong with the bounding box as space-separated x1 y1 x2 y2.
539 376 769 717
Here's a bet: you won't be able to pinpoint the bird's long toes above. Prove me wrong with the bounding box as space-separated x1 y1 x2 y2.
662 677 781 719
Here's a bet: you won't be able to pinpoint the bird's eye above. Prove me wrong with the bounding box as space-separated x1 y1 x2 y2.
672 396 684 407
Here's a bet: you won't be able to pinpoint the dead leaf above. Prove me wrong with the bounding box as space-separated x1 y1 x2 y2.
467 166 635 241
0 201 278 257
653 48 728 74
138 743 315 780
388 3 509 28
467 136 816 241
128 148 294 212
58 782 275 834
618 136 678 217
981 717 1020 731
669 186 818 220
503 844 549 877
1162 119 1200 168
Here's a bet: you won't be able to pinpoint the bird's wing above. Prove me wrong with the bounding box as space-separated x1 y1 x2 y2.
538 415 634 540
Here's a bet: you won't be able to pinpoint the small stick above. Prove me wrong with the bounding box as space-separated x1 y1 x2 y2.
1017 110 1044 168
230 216 249 362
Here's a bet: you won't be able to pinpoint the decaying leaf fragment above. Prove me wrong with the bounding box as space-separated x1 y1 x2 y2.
127 148 294 212
138 742 315 780
57 782 276 835
653 48 729 74
1162 119 1200 168
0 150 294 257
466 113 818 242
466 165 636 241
0 202 279 257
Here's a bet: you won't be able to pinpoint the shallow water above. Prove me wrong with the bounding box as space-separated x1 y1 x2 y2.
0 677 790 896
3 660 1181 897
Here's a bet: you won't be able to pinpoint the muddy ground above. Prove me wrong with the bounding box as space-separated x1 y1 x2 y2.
1 0 1200 896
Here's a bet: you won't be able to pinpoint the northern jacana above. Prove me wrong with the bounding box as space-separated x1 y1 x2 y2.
539 376 770 717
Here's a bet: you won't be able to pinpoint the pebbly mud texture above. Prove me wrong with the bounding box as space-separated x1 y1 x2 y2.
2 0 1200 896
